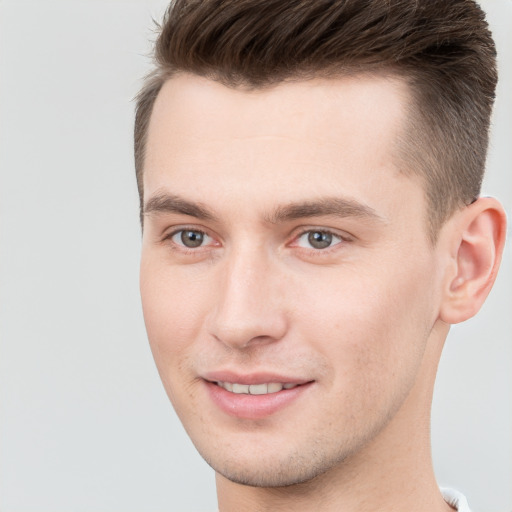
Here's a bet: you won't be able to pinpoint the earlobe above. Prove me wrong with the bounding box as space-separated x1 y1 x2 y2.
439 197 507 325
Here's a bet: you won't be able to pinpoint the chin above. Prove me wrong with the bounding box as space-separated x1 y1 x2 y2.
209 457 327 488
198 438 353 489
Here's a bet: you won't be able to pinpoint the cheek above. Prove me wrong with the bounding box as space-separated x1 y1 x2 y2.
293 259 436 391
140 260 215 422
140 257 210 375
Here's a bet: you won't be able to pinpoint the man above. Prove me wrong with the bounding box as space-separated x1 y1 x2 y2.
135 1 506 511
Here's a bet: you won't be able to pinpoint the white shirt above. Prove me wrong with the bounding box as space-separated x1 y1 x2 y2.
441 488 471 512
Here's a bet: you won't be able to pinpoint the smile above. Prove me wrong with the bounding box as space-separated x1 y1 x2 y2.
206 379 313 419
216 381 300 395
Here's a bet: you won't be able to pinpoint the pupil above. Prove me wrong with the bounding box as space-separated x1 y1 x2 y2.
308 231 332 249
181 230 204 248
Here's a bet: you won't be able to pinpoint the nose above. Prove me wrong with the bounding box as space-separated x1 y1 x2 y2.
207 247 288 350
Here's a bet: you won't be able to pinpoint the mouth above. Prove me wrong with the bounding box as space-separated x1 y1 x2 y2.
203 375 314 419
214 381 301 395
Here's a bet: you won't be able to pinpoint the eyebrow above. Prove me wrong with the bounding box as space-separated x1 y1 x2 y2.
143 193 218 221
143 192 384 225
266 197 384 224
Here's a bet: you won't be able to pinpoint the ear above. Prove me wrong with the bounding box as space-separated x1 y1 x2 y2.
439 197 507 324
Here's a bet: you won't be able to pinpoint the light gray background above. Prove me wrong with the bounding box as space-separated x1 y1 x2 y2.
0 1 510 511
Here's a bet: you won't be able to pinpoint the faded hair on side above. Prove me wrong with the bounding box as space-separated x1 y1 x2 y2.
134 0 497 239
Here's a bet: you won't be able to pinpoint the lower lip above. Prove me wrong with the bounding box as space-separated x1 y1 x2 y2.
205 381 313 420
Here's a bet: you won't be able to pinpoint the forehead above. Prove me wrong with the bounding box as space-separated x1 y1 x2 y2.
143 73 425 228
146 72 409 161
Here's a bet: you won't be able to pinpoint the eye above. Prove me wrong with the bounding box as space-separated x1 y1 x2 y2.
296 230 343 250
171 229 212 248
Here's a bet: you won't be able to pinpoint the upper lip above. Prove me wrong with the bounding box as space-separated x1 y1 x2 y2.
202 370 312 386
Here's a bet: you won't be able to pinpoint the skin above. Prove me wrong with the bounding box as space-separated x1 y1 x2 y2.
139 73 506 512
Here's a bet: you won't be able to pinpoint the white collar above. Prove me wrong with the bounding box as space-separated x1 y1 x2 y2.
441 487 471 512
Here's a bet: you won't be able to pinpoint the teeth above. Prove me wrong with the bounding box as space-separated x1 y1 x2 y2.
217 381 299 394
249 383 268 395
267 382 283 393
232 383 249 394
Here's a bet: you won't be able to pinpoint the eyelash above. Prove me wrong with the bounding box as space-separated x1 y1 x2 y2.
161 227 352 256
292 228 349 252
162 227 215 254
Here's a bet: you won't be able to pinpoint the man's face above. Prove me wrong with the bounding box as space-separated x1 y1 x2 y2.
140 73 444 487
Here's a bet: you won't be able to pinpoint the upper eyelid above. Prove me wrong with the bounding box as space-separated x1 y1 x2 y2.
169 227 210 238
164 228 218 253
293 230 343 248
292 226 353 241
297 229 343 239
158 227 215 248
163 225 210 239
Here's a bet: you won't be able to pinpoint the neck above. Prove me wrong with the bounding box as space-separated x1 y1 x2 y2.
216 323 455 512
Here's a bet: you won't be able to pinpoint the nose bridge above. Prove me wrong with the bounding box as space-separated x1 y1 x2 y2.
209 241 287 349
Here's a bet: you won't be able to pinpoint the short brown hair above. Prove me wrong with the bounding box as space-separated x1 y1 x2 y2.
134 0 497 239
